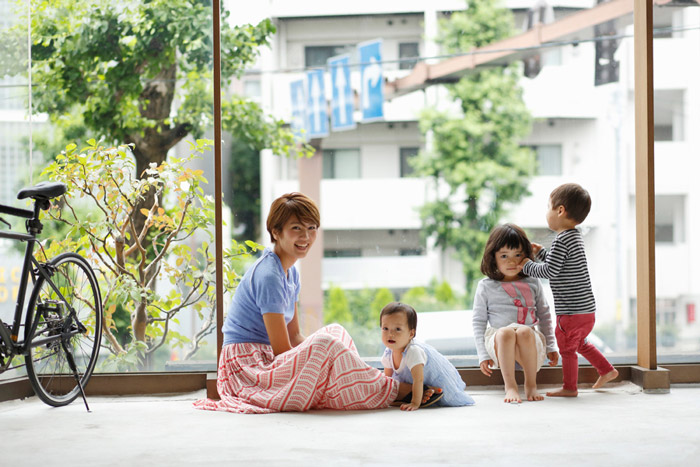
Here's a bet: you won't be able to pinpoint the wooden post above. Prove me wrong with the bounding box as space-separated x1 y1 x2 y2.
633 0 657 371
211 0 223 399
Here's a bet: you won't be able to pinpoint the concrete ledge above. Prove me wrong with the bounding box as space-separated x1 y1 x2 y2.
631 366 670 393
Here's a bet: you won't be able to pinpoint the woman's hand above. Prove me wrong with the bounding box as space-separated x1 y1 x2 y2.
287 306 305 347
480 360 494 377
262 313 292 356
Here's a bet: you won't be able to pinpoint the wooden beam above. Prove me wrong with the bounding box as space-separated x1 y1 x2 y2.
386 0 676 98
634 0 657 370
213 0 223 395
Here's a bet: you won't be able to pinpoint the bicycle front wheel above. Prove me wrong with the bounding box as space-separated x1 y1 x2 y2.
25 252 103 407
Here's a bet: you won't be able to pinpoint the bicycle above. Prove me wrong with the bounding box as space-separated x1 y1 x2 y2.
0 181 102 410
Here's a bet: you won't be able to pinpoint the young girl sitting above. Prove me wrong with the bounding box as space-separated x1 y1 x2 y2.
472 223 559 403
381 302 475 410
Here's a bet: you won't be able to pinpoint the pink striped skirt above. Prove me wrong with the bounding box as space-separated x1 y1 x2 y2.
193 324 399 414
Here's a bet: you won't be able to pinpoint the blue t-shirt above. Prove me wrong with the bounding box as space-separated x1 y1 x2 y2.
222 248 300 346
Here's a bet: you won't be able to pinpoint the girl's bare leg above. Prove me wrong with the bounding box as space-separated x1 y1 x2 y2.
513 328 543 401
495 328 521 403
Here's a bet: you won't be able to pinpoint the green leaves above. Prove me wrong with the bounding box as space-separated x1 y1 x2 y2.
10 0 304 179
417 0 536 301
41 141 259 369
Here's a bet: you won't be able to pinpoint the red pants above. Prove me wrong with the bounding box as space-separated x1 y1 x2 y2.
556 314 614 391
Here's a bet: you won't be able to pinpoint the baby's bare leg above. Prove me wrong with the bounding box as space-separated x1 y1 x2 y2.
514 328 543 401
495 328 521 403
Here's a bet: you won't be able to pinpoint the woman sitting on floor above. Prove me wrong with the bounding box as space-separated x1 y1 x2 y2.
194 192 439 414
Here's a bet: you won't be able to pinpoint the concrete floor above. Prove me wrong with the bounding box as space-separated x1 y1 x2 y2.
2 382 699 466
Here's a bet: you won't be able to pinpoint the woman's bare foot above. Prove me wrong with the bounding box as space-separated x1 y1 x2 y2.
546 387 578 397
525 384 544 401
504 387 521 403
592 368 619 389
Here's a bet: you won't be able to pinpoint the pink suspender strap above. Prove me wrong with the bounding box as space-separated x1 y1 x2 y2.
500 281 538 325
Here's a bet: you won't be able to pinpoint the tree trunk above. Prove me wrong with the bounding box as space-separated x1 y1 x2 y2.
125 63 190 248
133 299 148 343
123 63 191 345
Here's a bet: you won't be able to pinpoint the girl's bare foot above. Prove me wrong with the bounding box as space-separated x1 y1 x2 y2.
546 388 578 397
504 387 521 403
525 385 544 401
592 368 619 389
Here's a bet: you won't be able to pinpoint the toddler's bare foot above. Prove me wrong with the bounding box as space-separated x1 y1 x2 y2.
504 387 521 403
546 387 578 397
525 386 544 401
592 368 619 389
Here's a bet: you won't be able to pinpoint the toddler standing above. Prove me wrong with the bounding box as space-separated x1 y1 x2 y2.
520 183 618 397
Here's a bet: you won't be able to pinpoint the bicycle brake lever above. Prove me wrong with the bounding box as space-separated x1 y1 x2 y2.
0 217 10 229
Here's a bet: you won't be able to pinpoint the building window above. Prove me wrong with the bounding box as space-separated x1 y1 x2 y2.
653 8 682 39
305 45 354 68
398 42 419 70
0 123 27 205
323 149 361 179
654 90 684 142
529 144 562 176
400 147 418 177
324 229 423 258
655 195 685 244
243 78 261 101
324 249 362 258
542 47 562 66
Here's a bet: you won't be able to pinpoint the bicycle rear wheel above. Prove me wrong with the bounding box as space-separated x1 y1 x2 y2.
24 252 102 406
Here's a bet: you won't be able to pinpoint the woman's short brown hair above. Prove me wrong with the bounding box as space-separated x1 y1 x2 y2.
266 192 321 243
480 223 533 281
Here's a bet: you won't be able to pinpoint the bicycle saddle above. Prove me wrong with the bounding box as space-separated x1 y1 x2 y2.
17 182 67 201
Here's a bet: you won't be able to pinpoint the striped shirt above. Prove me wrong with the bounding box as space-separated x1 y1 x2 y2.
522 228 596 315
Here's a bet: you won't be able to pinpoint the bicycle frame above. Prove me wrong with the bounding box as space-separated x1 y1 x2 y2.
0 201 81 357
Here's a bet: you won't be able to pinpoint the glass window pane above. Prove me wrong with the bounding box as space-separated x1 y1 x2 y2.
305 45 354 68
323 149 360 179
334 149 361 179
655 3 698 363
259 2 650 367
5 0 224 375
532 144 562 176
1 0 31 383
400 147 418 177
399 42 419 70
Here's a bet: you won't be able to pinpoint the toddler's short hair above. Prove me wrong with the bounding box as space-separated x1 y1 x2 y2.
550 183 591 224
379 302 418 333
